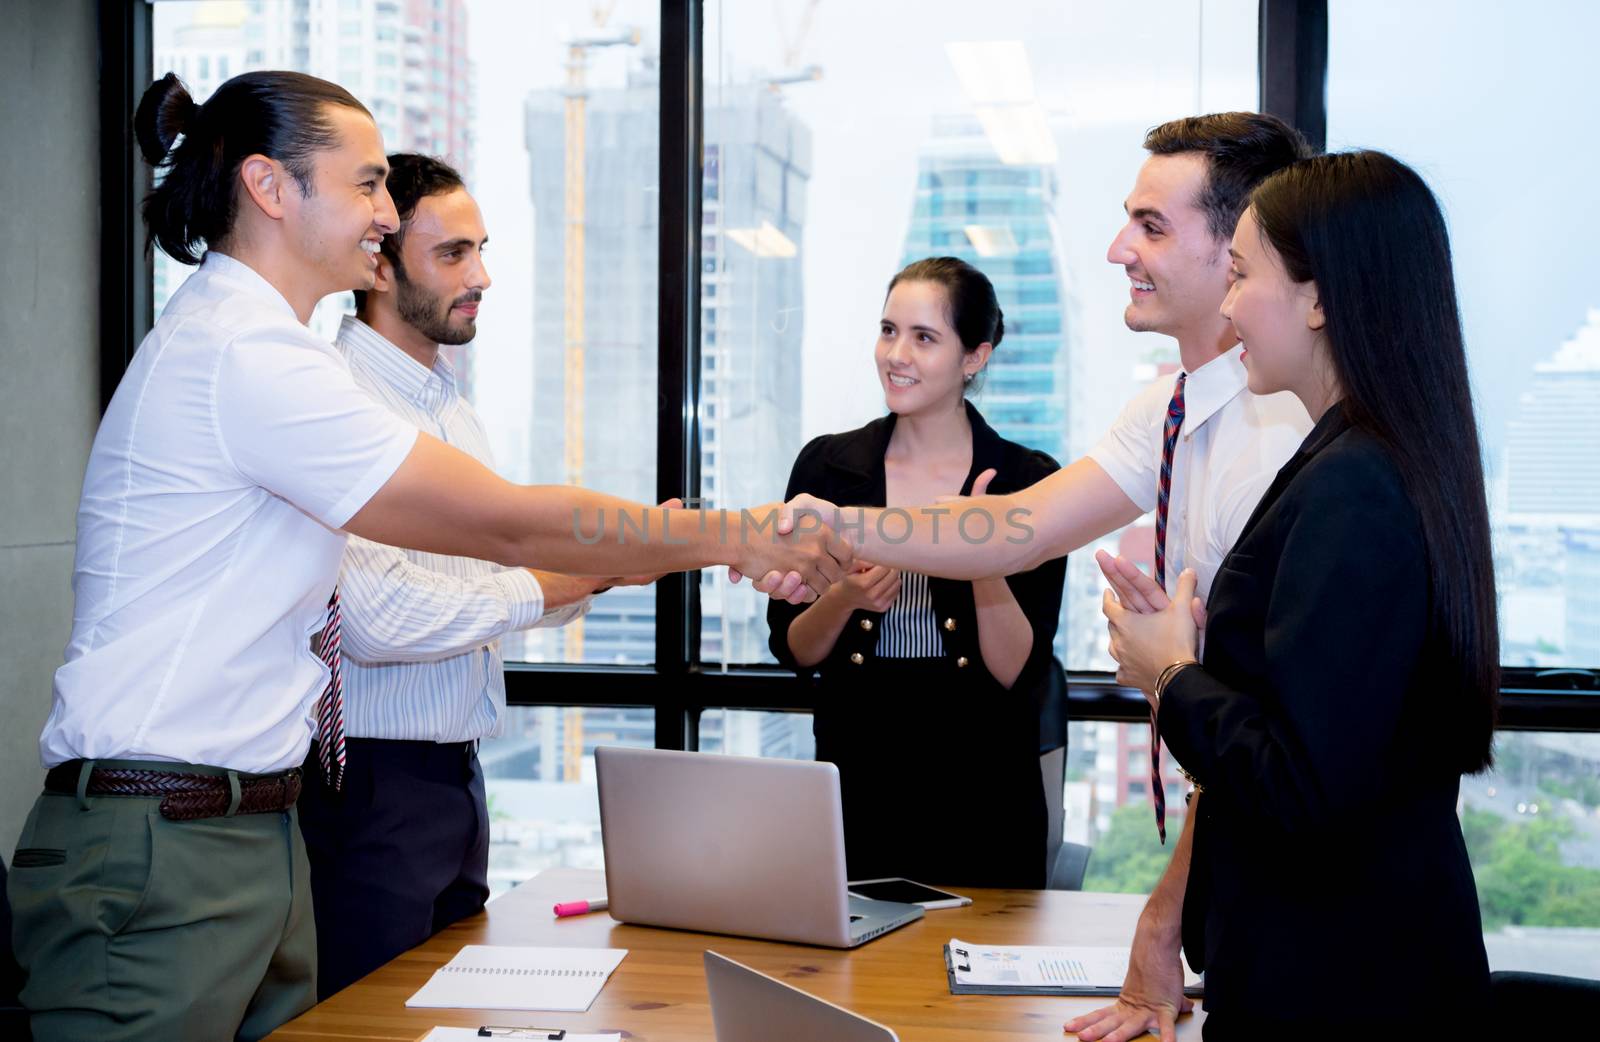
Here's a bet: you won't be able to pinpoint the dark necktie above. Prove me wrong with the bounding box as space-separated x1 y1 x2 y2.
315 589 347 790
1149 372 1187 843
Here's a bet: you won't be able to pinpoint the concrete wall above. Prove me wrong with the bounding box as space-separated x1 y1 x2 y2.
0 2 101 856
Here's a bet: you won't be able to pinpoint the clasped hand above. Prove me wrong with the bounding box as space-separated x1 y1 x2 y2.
1098 551 1203 703
727 493 848 603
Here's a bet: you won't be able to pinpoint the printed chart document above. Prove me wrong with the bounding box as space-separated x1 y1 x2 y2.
418 1030 621 1041
416 1030 620 1037
944 938 1203 997
405 945 628 1012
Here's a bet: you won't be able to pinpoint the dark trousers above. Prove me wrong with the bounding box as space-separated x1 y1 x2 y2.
816 657 1047 890
296 738 490 999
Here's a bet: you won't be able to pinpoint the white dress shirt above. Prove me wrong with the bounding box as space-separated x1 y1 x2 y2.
1088 345 1312 601
334 316 588 743
40 253 418 772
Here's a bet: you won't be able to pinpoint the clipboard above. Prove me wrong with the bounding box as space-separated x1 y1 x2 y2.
943 941 1204 998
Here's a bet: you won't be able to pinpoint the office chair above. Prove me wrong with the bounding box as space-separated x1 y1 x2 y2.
1048 840 1093 891
1037 679 1093 891
1490 970 1600 1018
1 858 30 1041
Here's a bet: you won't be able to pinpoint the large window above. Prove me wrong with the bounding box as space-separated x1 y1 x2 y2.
1328 1 1600 671
1324 0 1600 974
152 0 662 666
699 0 1260 670
480 705 653 894
132 1 1600 970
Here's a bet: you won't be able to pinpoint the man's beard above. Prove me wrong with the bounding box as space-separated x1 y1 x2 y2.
397 275 479 346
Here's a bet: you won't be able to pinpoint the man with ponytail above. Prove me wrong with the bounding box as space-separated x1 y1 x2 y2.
6 71 851 1042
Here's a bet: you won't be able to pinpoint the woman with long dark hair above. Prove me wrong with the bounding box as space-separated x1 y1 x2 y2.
1075 150 1498 1039
768 257 1068 889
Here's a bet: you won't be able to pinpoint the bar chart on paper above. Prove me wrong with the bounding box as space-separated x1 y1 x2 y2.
945 939 1203 997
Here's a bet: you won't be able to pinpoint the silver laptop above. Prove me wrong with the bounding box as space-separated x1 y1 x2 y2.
704 950 899 1042
596 746 923 947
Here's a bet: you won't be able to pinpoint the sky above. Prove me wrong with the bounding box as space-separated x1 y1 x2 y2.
462 0 1600 487
463 0 1259 475
152 0 1600 494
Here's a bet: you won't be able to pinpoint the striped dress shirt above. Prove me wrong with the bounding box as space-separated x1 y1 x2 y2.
877 572 943 658
334 315 588 743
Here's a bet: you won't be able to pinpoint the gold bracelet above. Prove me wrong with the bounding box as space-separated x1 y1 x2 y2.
1155 658 1199 700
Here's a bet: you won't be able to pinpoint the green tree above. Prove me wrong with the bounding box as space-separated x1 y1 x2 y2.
1083 802 1177 895
1471 813 1600 930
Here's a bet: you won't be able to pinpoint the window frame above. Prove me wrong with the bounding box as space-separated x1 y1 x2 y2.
107 0 1600 741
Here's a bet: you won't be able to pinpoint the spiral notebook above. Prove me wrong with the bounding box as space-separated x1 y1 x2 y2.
404 945 629 1012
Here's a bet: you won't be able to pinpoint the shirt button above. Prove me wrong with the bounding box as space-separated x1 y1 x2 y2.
859 619 874 631
850 652 865 665
943 618 957 632
956 656 969 668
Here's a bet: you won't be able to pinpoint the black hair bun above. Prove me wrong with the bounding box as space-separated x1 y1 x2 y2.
992 310 1005 348
134 72 198 165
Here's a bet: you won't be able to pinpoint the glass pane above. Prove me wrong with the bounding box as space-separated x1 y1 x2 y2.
1466 732 1600 976
701 0 1259 668
480 704 655 895
698 709 816 760
1069 721 1188 894
1070 726 1600 978
1327 1 1600 670
151 1 662 665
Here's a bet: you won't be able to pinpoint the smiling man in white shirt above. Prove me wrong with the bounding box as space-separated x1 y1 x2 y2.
295 154 644 998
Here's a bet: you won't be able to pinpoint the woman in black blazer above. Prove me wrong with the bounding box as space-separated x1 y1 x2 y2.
1083 152 1498 1040
768 257 1066 890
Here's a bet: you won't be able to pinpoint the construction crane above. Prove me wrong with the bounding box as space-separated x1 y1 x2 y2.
765 0 822 89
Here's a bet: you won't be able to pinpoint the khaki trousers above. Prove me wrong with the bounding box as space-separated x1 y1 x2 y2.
8 759 317 1041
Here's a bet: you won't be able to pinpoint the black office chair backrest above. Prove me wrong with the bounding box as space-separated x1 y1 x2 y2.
1490 970 1600 1018
1 857 30 1040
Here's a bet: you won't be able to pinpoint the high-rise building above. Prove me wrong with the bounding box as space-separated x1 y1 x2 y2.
900 116 1071 466
1503 309 1600 666
1507 309 1600 521
1565 528 1600 665
521 68 809 674
699 86 810 665
898 116 1077 660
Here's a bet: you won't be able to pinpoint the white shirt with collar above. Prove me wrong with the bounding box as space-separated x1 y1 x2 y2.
333 315 588 744
1088 344 1312 601
40 252 418 773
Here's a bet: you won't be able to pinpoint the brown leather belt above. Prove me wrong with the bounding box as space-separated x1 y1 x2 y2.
44 761 302 822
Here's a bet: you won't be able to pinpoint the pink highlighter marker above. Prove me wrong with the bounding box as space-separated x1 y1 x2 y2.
553 897 608 917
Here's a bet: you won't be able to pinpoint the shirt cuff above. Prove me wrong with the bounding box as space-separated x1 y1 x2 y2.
1086 445 1157 514
497 567 548 630
537 597 593 629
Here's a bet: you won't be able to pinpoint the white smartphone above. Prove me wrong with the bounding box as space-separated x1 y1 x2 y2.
846 877 973 910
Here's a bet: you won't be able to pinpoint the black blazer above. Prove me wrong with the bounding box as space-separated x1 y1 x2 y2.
767 401 1066 694
1159 404 1489 1026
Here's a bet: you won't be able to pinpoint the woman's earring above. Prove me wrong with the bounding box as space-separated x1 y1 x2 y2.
963 372 974 385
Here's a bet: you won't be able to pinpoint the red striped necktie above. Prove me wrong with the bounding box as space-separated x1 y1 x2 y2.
315 589 347 790
1149 372 1187 844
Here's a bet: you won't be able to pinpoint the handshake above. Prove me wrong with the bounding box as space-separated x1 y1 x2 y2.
725 494 851 605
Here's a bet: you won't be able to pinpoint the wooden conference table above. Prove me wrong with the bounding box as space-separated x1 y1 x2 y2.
268 867 1208 1041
